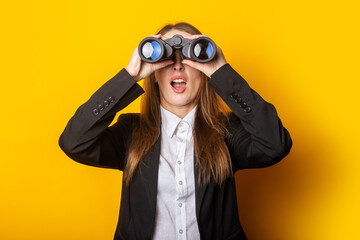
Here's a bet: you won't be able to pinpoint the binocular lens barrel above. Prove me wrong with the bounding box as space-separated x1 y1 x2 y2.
193 39 214 61
141 41 163 61
138 35 216 63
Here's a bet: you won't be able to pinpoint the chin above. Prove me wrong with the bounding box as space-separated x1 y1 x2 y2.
170 101 191 107
172 96 195 106
163 97 194 108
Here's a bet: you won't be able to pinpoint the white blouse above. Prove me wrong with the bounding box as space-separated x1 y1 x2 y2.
152 105 200 240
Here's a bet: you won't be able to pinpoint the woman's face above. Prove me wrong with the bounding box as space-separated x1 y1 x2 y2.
154 29 202 117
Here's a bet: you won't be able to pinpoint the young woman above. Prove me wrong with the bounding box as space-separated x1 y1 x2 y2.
59 22 292 240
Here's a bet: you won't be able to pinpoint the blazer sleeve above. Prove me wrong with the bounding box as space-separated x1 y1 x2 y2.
59 68 144 170
208 64 292 171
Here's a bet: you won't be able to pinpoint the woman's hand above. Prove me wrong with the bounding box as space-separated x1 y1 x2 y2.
125 34 174 82
182 35 227 78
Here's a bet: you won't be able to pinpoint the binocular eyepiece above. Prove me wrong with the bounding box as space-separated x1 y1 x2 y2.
138 35 216 63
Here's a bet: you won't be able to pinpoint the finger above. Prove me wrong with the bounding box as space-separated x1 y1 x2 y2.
182 59 204 71
148 34 162 39
133 46 140 58
152 60 174 71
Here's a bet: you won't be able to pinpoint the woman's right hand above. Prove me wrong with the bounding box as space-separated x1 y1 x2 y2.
125 34 174 82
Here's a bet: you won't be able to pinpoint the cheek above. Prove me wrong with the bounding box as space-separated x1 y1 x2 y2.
193 80 202 94
188 69 202 82
154 71 159 83
191 73 203 92
154 69 168 84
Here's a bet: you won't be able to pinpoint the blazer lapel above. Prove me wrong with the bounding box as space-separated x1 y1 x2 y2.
194 154 207 221
140 137 161 221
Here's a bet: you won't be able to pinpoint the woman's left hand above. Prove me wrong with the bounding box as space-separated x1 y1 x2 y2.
181 35 227 78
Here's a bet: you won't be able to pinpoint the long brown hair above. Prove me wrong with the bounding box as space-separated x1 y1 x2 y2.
124 22 232 185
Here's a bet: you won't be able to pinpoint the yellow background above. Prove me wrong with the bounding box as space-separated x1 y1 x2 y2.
1 0 359 239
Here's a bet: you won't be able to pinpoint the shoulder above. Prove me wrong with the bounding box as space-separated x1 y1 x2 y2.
107 113 140 134
117 113 140 123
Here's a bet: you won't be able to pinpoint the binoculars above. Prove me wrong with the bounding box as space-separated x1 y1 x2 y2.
138 35 216 63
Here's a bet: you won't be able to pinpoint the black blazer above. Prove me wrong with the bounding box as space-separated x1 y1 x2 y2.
59 64 292 240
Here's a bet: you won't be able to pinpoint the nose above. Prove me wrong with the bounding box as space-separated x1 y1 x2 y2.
173 50 184 71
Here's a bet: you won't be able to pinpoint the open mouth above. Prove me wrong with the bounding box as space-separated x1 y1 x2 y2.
171 79 186 89
170 76 187 93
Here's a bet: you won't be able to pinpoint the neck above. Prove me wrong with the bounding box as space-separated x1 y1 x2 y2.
160 103 197 119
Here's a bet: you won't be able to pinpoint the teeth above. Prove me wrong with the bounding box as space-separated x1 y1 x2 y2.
172 79 185 83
